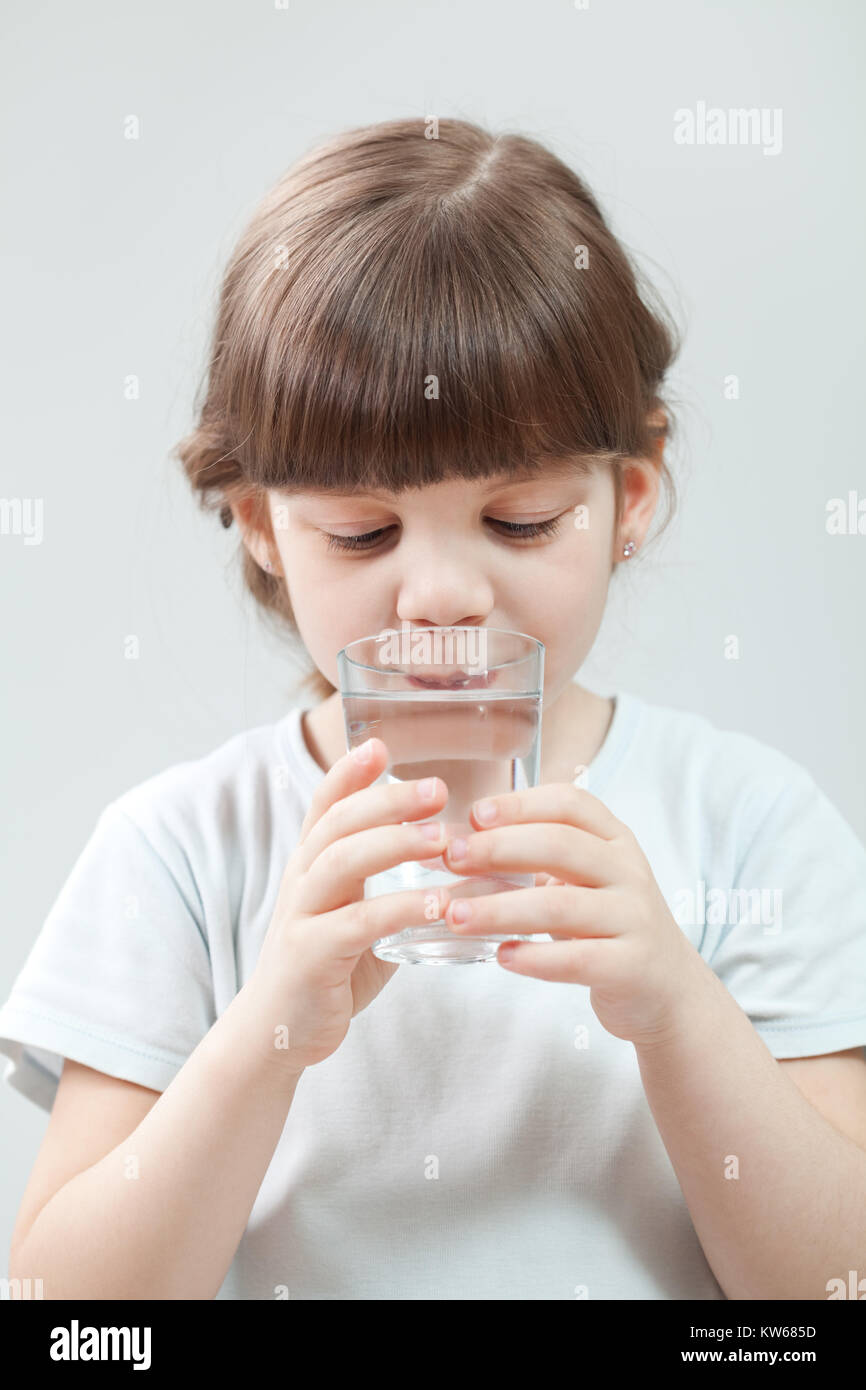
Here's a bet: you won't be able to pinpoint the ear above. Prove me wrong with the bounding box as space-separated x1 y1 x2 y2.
617 454 662 550
227 494 279 575
613 407 668 553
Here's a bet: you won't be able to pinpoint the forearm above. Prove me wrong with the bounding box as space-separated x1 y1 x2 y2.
11 981 305 1300
634 949 866 1300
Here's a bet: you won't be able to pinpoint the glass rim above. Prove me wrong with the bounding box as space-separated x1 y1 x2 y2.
337 624 544 677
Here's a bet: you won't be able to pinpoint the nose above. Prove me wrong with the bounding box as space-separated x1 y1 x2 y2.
395 564 494 632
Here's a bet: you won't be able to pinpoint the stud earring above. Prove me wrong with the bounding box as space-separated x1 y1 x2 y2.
622 540 636 559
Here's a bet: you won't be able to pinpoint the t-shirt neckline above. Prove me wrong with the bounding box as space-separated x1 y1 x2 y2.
281 689 641 803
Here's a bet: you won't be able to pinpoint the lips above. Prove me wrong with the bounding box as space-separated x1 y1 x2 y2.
407 670 494 691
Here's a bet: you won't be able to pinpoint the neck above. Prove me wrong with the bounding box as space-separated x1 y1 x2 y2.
538 681 614 785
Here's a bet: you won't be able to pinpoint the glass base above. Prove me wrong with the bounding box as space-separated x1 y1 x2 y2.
372 924 529 964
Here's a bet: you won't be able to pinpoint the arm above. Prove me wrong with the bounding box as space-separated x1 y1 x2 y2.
9 980 305 1301
634 950 866 1300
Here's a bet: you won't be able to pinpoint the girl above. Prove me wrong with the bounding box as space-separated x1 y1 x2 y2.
3 117 866 1302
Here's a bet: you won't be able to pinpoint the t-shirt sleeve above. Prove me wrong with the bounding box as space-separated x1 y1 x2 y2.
704 764 866 1060
0 800 216 1113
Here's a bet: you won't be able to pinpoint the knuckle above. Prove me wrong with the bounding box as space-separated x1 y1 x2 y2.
351 895 372 938
317 800 344 839
575 784 600 809
554 884 578 925
322 827 357 877
612 830 639 871
553 824 573 858
553 781 578 814
628 851 653 892
316 838 338 877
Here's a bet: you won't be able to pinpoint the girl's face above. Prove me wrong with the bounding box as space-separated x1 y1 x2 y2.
264 460 659 702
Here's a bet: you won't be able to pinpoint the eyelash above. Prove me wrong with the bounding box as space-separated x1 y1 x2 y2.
325 514 565 553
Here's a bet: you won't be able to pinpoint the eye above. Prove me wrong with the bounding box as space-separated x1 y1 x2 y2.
490 515 565 541
325 526 394 553
324 514 566 553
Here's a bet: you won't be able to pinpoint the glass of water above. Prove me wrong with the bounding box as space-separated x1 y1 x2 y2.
336 625 544 964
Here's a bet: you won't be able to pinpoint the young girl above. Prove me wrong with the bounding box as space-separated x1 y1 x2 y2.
3 117 866 1302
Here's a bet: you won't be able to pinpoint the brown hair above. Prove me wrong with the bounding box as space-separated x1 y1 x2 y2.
173 117 681 704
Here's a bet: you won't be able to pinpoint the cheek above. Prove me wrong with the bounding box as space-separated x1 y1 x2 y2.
519 532 608 603
514 545 609 652
286 560 383 664
292 586 353 639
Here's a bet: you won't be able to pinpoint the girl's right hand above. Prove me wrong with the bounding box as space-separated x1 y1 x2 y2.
247 737 449 1073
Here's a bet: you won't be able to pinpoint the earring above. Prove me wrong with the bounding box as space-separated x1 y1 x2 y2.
263 558 274 573
622 540 636 559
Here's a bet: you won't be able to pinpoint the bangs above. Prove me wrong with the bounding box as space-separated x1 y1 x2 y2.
212 123 672 499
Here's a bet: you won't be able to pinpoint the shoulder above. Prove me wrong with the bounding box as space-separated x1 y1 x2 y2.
622 692 819 831
103 711 304 858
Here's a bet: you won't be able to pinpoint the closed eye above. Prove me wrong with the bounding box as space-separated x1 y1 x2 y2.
324 514 566 553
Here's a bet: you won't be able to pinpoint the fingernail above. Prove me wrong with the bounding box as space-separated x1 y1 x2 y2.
352 738 374 763
450 899 472 924
449 836 467 861
418 777 438 801
474 799 497 825
421 822 444 841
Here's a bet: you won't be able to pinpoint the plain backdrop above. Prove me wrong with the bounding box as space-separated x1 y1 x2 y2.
2 0 864 1275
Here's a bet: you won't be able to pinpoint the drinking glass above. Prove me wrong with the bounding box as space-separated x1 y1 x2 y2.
336 625 544 964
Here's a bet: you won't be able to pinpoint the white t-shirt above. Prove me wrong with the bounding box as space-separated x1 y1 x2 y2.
2 690 866 1300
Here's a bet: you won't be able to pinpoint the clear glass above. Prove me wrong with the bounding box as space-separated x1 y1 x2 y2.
336 625 544 964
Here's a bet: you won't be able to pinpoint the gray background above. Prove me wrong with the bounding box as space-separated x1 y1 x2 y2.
2 0 864 1273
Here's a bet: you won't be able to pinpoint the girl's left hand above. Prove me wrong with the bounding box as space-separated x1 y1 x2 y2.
440 783 702 1050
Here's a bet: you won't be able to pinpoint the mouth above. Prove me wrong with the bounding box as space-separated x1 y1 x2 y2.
407 670 495 691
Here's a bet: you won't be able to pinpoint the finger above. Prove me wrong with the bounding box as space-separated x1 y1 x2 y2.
443 882 620 939
441 872 519 902
494 936 612 984
297 737 388 845
295 751 448 874
293 818 450 917
307 885 450 977
444 823 612 887
469 782 623 840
